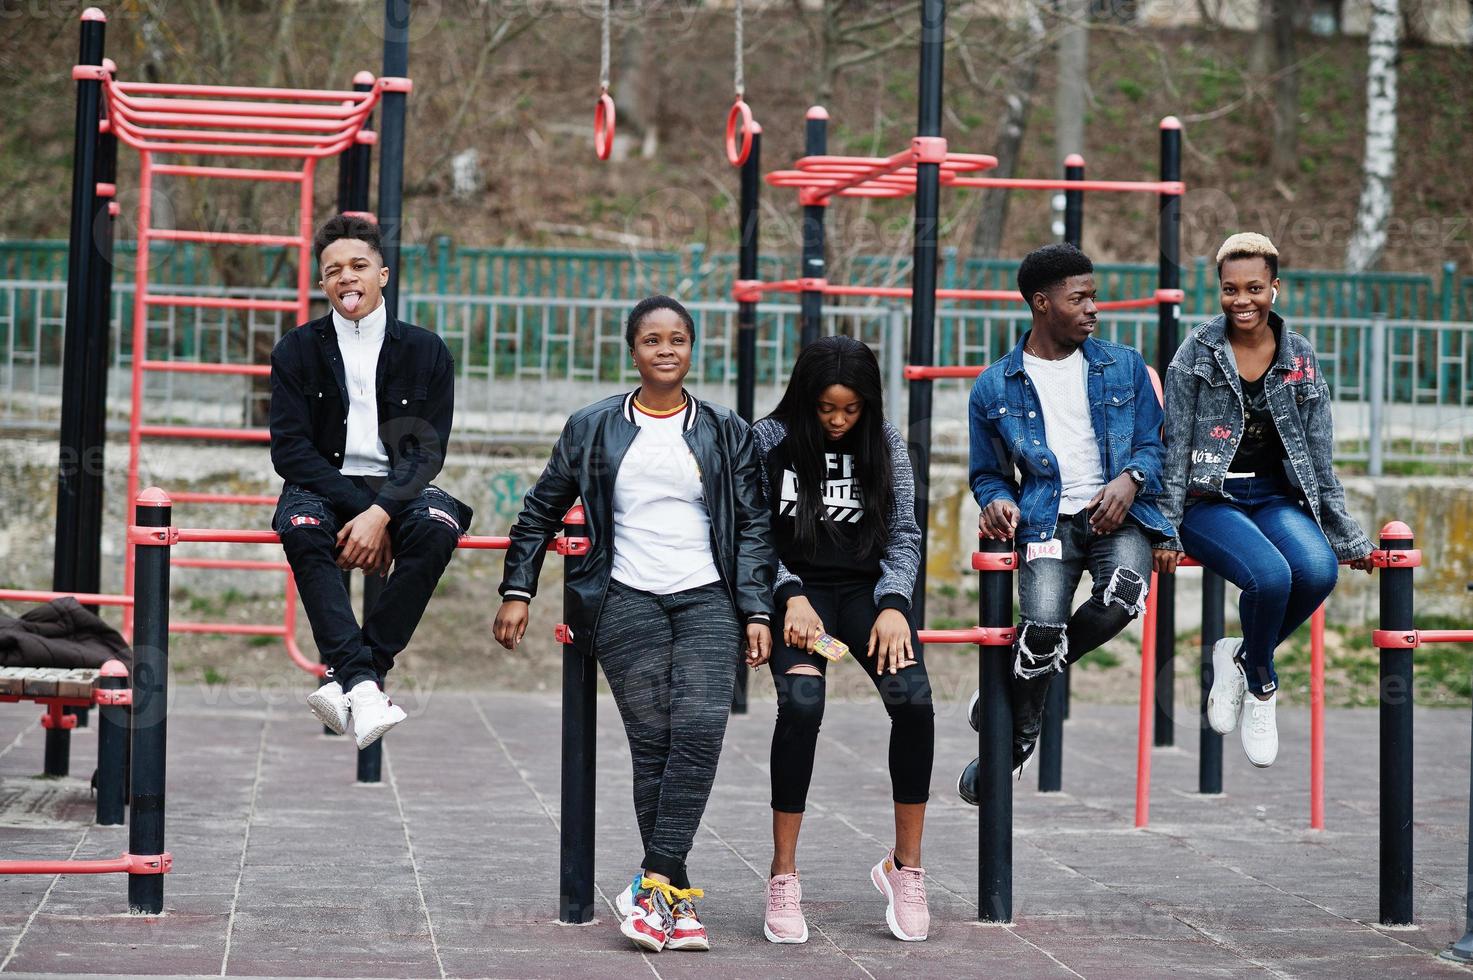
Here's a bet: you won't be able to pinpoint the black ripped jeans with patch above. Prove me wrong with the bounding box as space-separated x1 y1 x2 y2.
273 478 472 693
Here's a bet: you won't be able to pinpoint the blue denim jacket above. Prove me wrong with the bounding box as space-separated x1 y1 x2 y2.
968 333 1174 543
1159 312 1372 560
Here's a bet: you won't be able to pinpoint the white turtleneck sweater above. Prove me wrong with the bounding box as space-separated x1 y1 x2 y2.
332 298 391 477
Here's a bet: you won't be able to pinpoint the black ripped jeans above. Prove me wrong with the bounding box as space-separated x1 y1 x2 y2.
273 479 472 692
768 579 934 814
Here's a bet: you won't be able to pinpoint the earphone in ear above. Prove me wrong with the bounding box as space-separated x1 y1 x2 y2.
1271 287 1278 303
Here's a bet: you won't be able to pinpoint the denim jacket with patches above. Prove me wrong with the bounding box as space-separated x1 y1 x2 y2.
968 333 1174 544
1158 312 1372 560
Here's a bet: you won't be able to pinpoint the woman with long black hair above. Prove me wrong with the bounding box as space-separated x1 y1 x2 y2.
493 296 774 954
753 335 933 944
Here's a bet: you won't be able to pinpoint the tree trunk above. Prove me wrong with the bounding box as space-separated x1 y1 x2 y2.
1249 0 1272 76
1346 0 1400 273
1054 0 1089 171
972 9 1045 259
614 23 658 160
1269 0 1299 184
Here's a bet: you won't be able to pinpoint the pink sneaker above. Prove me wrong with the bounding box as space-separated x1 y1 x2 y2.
763 872 808 944
870 849 929 941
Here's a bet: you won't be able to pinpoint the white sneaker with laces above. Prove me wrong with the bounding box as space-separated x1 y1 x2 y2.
348 680 406 749
1207 638 1248 734
306 681 349 735
1240 692 1279 768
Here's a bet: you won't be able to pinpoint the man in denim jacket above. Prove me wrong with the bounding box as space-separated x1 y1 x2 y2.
959 244 1175 799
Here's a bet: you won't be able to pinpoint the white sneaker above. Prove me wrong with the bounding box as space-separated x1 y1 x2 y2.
306 681 349 736
1207 638 1248 734
615 873 641 919
1240 692 1279 768
348 680 406 749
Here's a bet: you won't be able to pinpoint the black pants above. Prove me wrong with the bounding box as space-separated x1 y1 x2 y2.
595 580 741 888
273 479 471 692
768 580 934 814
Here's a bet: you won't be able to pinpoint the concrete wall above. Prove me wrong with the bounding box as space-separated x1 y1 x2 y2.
5 436 1468 624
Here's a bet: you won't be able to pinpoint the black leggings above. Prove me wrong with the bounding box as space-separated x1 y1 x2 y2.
768 580 934 813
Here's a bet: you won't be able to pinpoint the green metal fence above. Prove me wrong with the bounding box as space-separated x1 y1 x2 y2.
1 238 1463 322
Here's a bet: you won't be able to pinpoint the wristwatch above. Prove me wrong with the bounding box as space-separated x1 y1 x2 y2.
1126 468 1146 488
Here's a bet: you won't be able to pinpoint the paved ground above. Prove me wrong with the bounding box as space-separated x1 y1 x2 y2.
2 686 1473 979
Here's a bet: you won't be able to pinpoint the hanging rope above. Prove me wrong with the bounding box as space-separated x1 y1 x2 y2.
726 0 753 166
594 0 615 160
733 0 744 98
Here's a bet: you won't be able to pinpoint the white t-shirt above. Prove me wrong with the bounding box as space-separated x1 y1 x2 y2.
1023 347 1104 516
610 399 722 594
333 299 391 477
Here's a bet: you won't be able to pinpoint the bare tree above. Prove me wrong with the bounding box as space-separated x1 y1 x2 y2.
789 0 924 104
1346 0 1400 272
1268 0 1300 185
1054 0 1089 172
965 4 1048 258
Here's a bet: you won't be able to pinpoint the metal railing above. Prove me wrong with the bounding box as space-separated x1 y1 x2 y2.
2 280 1470 467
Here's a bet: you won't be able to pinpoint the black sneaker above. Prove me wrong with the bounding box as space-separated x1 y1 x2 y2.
968 689 980 733
1009 672 1054 766
956 749 1036 806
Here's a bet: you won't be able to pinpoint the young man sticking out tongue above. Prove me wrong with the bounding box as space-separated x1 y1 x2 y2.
269 214 473 749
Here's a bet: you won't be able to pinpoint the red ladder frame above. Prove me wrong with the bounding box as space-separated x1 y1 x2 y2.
91 64 407 673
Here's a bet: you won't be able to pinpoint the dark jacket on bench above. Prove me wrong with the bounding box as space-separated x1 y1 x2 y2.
0 598 131 668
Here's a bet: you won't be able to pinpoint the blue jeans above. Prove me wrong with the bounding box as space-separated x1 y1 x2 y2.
1179 476 1338 696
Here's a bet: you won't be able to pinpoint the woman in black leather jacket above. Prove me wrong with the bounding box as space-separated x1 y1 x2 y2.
493 295 774 954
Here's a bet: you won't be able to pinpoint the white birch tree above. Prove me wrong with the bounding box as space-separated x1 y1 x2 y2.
1345 0 1401 273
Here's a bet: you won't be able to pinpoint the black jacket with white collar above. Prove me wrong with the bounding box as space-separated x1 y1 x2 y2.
269 312 455 518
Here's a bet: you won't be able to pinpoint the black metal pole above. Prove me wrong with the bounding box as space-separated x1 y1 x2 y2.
732 124 762 717
339 72 376 215
978 536 1014 923
129 489 171 916
53 8 107 607
77 86 117 613
357 572 385 783
799 108 828 349
377 0 410 317
906 0 944 626
1198 569 1225 795
560 508 596 923
1154 118 1183 749
42 707 72 778
1031 156 1088 756
1063 154 1084 248
95 658 129 826
1379 522 1414 926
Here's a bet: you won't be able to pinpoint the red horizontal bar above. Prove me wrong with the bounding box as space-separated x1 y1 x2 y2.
140 360 272 377
138 425 271 442
1416 630 1473 644
175 528 281 545
115 80 373 101
121 111 353 133
905 365 983 380
456 536 512 550
116 122 357 146
144 295 300 312
1374 628 1473 649
950 176 1185 195
0 854 165 876
169 491 278 506
148 229 305 247
172 557 290 572
171 622 286 636
111 138 357 159
0 588 133 607
151 163 306 182
121 96 368 120
917 627 1016 647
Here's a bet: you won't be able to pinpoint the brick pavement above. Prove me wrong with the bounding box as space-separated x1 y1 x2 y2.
2 686 1472 979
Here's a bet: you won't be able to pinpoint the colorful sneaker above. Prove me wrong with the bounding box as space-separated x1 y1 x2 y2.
763 872 808 944
870 848 929 941
615 872 642 920
305 681 349 735
1207 638 1248 734
1241 691 1279 768
619 878 674 952
666 893 710 951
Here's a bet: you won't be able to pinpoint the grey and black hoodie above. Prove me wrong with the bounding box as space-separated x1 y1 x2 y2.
752 417 921 614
